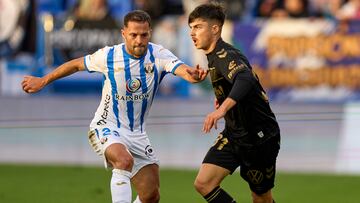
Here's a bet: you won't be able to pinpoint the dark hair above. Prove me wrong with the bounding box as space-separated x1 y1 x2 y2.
124 10 152 27
188 3 225 26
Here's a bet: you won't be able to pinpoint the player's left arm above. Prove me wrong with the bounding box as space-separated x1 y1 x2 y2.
174 64 208 83
203 97 236 133
203 73 254 133
203 52 254 133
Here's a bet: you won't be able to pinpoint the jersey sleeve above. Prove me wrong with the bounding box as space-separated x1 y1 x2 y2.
156 47 184 75
84 47 109 73
218 51 251 84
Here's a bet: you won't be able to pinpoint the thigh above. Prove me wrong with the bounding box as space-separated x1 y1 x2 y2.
131 164 159 195
129 135 160 176
105 143 133 170
239 136 280 195
196 163 231 188
91 127 131 168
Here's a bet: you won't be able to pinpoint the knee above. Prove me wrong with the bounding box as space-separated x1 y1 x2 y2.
140 187 160 203
112 155 134 171
105 144 134 171
251 191 272 203
194 177 212 195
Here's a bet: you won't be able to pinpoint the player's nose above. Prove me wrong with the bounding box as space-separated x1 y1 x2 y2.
190 30 195 37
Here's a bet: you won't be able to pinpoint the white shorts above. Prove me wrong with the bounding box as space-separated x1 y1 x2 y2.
89 127 159 177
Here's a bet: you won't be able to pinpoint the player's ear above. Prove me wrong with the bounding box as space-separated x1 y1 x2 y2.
121 28 126 39
213 24 221 35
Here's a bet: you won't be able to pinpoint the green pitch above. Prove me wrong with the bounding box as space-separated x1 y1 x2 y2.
0 164 359 203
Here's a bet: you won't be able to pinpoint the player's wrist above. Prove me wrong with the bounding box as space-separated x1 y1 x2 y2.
217 105 227 116
41 76 50 87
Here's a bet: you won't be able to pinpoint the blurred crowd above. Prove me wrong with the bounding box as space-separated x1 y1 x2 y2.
1 0 360 97
1 0 360 58
254 0 360 20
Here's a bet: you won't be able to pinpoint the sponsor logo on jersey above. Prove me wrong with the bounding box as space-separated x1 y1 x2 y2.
97 94 111 125
145 63 154 73
227 63 246 79
126 78 141 93
115 93 150 101
116 181 127 186
145 145 154 157
247 170 264 184
228 60 237 70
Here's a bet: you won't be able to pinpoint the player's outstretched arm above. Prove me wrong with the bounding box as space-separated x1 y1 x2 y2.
22 57 85 93
174 64 208 83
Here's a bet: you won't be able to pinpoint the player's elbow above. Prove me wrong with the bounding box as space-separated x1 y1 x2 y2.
71 57 86 72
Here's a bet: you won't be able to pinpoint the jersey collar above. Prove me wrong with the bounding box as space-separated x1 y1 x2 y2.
206 38 225 57
206 38 226 61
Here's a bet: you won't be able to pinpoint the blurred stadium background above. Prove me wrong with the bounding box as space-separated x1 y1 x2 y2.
1 0 360 202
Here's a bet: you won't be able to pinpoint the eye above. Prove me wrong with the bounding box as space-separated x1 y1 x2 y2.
194 25 201 30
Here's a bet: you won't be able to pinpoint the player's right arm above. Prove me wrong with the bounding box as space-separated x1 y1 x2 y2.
22 57 85 93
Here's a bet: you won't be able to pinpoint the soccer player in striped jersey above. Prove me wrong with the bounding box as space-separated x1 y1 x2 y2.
22 10 207 203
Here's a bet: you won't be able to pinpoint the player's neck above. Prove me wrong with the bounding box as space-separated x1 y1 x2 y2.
204 36 221 55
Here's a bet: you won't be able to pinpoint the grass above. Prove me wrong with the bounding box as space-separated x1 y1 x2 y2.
0 164 359 203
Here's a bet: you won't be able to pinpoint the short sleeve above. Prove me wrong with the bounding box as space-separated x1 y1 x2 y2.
84 47 109 73
156 47 184 75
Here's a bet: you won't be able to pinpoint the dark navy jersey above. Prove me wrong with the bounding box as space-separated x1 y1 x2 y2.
206 39 280 146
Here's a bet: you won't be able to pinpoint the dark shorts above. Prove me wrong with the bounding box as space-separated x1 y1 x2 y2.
203 133 280 195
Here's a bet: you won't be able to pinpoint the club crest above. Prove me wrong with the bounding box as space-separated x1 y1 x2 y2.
144 63 154 73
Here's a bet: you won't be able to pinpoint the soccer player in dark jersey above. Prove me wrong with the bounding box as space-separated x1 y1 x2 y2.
188 3 281 203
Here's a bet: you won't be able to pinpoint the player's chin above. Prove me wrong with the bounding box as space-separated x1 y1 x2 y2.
195 44 203 50
134 48 146 56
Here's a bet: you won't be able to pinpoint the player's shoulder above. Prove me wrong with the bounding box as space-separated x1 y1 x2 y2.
148 42 169 54
216 45 242 60
216 47 250 68
93 44 121 55
148 42 175 59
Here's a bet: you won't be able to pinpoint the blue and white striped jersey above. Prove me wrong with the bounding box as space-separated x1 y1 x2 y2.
84 42 184 134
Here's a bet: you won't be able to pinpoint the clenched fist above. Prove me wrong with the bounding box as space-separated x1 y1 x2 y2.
21 76 46 93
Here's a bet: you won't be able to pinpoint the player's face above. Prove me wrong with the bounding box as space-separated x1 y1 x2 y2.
122 21 151 58
189 18 214 52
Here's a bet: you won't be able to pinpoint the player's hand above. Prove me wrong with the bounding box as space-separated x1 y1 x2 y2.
214 98 220 110
21 75 46 93
186 65 208 82
202 108 226 133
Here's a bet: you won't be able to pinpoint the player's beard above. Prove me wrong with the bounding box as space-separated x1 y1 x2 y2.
132 45 147 57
